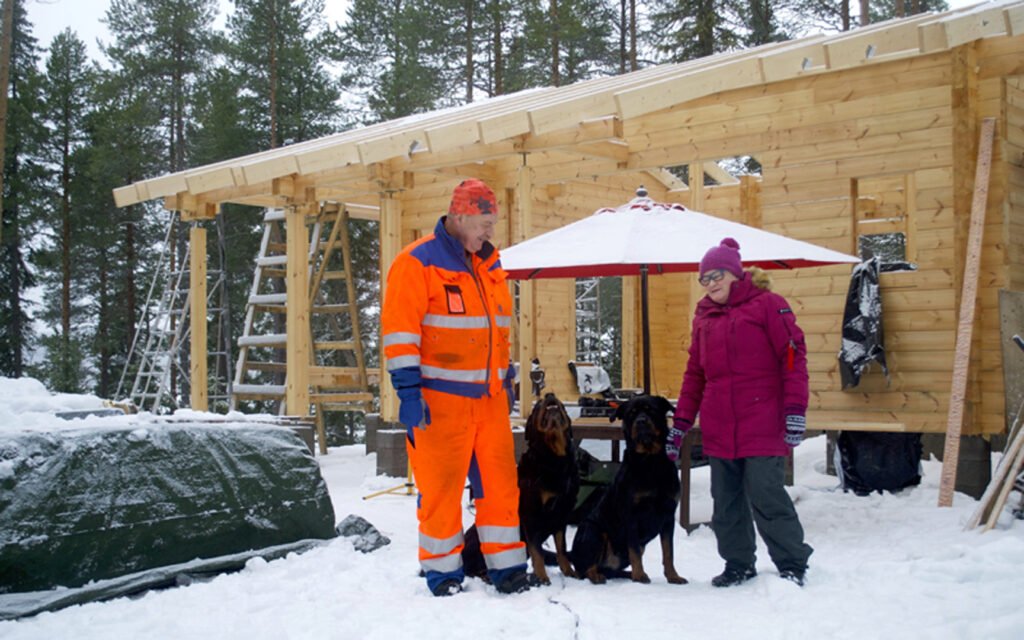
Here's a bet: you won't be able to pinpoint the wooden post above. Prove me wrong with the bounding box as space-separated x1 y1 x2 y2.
378 183 403 424
938 117 995 507
688 162 704 211
739 174 761 228
189 224 208 411
285 204 311 417
621 276 637 390
516 162 536 405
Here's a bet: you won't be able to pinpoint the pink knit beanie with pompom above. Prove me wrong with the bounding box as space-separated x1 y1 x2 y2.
699 238 743 278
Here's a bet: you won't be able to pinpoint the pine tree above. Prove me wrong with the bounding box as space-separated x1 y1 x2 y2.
506 0 617 91
82 69 165 399
103 0 219 173
647 0 740 62
103 0 220 402
30 29 93 392
335 0 452 121
0 0 44 378
226 0 342 149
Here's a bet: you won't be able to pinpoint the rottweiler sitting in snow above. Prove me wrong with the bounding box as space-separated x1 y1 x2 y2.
517 392 580 584
569 394 687 585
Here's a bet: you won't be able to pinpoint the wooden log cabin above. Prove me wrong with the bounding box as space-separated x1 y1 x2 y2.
115 2 1024 469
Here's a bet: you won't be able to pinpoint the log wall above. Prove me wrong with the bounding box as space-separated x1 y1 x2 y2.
638 41 1024 435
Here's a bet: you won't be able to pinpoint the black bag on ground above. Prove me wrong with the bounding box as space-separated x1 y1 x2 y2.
835 431 923 495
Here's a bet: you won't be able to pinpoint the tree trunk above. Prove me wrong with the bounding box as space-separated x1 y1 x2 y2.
550 0 559 87
618 0 626 74
61 141 71 343
269 1 279 149
492 1 503 95
98 254 110 398
0 0 15 245
465 1 474 101
629 0 637 71
859 0 870 26
842 0 851 31
124 220 137 359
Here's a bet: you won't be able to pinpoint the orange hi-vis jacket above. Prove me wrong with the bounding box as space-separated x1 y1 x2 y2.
382 217 513 398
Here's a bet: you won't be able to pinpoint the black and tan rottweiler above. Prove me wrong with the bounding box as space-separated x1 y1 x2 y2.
569 394 687 585
518 392 580 584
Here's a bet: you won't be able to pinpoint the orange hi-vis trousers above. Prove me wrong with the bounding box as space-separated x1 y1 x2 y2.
409 388 526 578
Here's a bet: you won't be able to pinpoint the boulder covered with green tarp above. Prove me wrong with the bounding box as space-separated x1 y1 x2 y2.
0 421 336 594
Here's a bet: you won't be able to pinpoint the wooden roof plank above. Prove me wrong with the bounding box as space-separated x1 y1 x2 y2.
758 36 829 83
614 56 765 121
358 130 423 165
918 1 1018 52
1007 2 1024 33
242 155 301 187
296 144 361 174
185 166 236 194
703 161 740 185
824 14 935 69
146 173 189 199
112 185 141 208
526 63 702 136
938 1 1017 49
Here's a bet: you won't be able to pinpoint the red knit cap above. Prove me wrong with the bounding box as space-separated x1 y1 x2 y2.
700 238 743 277
448 179 497 216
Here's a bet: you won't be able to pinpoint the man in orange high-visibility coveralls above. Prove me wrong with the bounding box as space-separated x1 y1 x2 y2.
382 179 532 597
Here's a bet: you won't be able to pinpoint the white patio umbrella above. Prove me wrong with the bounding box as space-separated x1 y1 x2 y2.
500 189 861 392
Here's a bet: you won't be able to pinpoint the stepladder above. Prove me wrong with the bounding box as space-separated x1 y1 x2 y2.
231 203 376 453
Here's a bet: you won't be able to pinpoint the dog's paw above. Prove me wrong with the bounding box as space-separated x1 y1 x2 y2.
666 573 688 585
631 570 651 584
585 568 606 584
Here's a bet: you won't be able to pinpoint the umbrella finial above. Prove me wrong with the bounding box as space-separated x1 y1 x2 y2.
636 185 648 198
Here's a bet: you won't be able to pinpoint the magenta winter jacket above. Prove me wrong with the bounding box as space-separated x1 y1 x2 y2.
674 272 809 459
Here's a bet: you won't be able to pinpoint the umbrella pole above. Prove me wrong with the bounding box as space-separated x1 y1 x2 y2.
641 264 651 394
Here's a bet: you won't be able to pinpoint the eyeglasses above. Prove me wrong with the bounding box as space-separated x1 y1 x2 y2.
698 269 727 286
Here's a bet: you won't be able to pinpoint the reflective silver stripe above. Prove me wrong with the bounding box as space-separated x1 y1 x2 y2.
421 365 488 383
483 546 527 571
421 553 463 574
383 331 421 347
476 525 522 545
423 314 491 329
495 315 511 328
419 530 464 556
386 355 421 371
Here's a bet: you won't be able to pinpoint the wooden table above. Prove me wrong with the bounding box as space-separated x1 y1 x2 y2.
571 417 704 531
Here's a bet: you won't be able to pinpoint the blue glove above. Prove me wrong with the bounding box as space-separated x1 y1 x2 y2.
784 413 806 448
396 386 430 447
503 364 516 415
667 417 692 461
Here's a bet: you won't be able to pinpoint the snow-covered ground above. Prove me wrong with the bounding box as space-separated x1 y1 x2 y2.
2 376 1024 639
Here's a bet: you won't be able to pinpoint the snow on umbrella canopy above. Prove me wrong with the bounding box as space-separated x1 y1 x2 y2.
500 189 860 392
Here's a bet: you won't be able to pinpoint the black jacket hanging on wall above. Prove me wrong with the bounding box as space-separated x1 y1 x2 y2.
838 257 890 389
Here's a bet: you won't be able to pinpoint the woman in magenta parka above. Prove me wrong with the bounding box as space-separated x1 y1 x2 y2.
670 238 813 587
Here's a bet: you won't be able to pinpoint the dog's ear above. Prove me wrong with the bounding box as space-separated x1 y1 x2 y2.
556 401 575 442
525 399 541 445
654 396 673 419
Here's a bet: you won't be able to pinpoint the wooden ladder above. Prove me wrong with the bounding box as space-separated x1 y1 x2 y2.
231 204 374 451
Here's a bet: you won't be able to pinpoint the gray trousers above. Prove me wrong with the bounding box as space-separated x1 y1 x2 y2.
709 456 813 572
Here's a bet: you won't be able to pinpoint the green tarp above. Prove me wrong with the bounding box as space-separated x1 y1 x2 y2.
0 423 336 595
